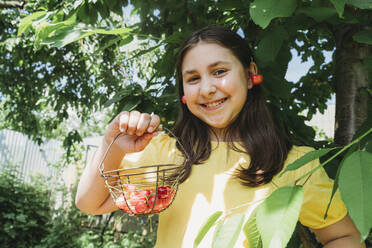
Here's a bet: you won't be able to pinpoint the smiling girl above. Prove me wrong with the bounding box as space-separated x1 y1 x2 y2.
75 26 364 247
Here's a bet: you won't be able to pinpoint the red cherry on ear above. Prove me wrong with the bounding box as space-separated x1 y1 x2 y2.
251 74 263 85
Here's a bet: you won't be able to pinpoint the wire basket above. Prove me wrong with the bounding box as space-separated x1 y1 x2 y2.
99 128 187 216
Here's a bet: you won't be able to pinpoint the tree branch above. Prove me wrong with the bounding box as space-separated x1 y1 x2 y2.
0 1 24 9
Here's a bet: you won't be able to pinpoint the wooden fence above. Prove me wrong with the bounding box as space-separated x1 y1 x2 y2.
0 129 62 182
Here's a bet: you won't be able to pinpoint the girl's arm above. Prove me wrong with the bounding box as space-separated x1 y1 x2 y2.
313 215 365 247
75 111 160 215
74 139 124 215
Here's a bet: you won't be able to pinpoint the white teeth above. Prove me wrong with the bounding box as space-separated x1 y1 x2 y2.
205 99 225 107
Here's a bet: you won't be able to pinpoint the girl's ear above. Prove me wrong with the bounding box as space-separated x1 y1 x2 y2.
248 62 258 75
245 67 253 89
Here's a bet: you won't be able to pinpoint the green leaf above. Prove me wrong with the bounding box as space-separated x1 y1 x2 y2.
165 31 185 44
346 0 372 9
280 148 336 176
18 11 47 36
77 2 89 21
105 0 117 10
323 157 342 219
87 4 98 24
122 98 141 112
129 44 162 60
256 186 304 248
119 35 134 46
330 0 346 17
243 210 262 248
97 0 110 19
212 213 245 248
41 26 84 48
103 96 124 108
296 7 337 22
33 13 78 48
362 54 372 72
353 30 372 45
250 0 298 29
255 26 287 62
42 26 132 48
338 150 372 240
194 211 223 247
365 141 372 153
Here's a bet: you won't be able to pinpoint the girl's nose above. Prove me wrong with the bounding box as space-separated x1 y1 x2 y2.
200 78 216 97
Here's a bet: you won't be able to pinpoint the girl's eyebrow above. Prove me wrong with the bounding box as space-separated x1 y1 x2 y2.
182 60 231 77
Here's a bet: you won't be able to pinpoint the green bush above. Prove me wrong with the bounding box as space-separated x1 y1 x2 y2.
0 165 156 248
0 167 52 247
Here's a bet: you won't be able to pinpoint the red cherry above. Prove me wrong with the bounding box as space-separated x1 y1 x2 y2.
134 198 149 214
147 195 156 207
163 190 174 207
157 186 168 199
115 194 130 212
251 74 263 85
154 203 164 212
139 189 154 199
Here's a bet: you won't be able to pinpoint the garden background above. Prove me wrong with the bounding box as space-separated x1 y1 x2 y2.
1 0 371 247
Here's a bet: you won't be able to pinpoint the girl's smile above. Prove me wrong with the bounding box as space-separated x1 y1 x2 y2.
201 97 227 110
182 42 253 138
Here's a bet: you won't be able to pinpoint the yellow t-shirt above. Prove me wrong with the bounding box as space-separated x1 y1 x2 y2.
120 133 347 248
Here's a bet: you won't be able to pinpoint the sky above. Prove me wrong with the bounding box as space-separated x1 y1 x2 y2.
285 49 335 105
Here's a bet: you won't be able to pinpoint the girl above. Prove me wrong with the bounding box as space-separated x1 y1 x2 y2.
75 26 364 247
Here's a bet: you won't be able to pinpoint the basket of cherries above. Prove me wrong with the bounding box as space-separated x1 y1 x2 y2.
98 131 184 216
104 164 181 216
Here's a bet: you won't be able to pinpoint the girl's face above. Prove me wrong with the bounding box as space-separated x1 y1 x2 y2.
182 42 253 138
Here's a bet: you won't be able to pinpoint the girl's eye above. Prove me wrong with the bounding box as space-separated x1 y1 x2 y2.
214 69 227 76
187 76 199 83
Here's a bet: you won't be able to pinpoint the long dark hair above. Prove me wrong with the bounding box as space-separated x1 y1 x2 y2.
172 25 292 187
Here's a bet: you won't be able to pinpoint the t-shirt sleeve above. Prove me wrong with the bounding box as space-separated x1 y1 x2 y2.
294 146 347 229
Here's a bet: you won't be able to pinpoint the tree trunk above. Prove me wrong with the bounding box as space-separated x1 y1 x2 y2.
334 25 371 146
297 24 371 248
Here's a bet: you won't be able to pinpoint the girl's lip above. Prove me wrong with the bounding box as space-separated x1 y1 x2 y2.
201 97 227 105
200 97 227 110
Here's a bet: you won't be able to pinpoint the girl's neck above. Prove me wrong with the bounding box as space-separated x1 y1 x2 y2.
210 128 241 142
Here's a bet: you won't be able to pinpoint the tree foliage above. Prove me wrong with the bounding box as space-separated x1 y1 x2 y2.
1 0 371 147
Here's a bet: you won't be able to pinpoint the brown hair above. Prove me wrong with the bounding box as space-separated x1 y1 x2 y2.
172 25 292 186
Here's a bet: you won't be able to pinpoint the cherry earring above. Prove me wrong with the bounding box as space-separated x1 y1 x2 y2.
249 61 264 85
251 74 264 85
181 96 187 104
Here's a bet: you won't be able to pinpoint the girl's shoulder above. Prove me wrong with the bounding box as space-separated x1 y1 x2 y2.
283 145 325 180
287 145 315 160
274 145 317 185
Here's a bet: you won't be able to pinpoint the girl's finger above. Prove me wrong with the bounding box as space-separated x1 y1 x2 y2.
119 111 129 133
147 114 160 133
127 110 141 135
136 113 151 136
135 132 157 151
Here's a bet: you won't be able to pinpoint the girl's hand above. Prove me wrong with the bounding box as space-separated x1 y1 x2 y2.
104 111 160 154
